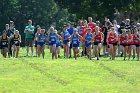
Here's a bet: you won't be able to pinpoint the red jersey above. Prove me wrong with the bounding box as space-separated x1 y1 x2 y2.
88 22 95 33
92 27 102 32
108 33 118 44
78 26 85 37
127 34 133 44
94 32 102 42
81 27 88 42
133 34 140 44
120 34 127 44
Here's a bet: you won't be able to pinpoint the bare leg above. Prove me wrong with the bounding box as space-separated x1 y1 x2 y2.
136 47 139 61
26 46 29 56
16 46 20 58
128 45 132 60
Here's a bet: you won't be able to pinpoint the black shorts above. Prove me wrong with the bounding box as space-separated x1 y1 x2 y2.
120 44 128 47
94 42 101 45
12 42 20 46
127 44 132 46
14 43 20 46
103 42 107 46
25 38 34 47
103 37 107 46
1 46 8 49
70 43 72 49
109 42 118 46
134 44 140 47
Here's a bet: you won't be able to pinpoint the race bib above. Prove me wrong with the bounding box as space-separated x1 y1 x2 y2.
134 39 139 43
79 30 82 34
73 41 77 44
2 42 6 45
96 39 100 42
51 39 55 41
14 41 18 44
111 39 114 41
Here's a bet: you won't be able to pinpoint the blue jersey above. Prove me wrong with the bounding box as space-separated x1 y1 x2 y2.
63 31 70 44
63 31 70 39
49 33 57 45
38 34 46 43
85 33 92 42
56 35 61 47
34 33 38 47
85 33 92 47
37 34 46 47
72 35 79 47
77 26 83 35
67 27 74 35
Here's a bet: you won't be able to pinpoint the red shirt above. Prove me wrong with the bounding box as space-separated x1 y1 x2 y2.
120 34 127 44
108 33 118 44
133 34 140 44
88 22 95 33
78 26 85 37
80 27 88 42
127 34 133 44
94 32 102 42
92 27 102 32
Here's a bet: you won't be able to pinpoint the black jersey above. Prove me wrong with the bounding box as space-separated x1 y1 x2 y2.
12 35 20 46
1 36 8 48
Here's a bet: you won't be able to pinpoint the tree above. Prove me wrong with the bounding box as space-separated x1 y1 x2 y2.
55 0 138 21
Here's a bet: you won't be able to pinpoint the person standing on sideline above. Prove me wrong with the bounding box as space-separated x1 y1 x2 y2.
24 20 35 57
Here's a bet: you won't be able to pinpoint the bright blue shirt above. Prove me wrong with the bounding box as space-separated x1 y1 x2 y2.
67 27 74 35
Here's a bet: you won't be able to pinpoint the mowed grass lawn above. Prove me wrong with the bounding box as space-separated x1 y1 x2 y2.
0 47 140 93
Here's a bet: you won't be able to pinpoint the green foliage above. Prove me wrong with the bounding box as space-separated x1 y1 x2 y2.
0 0 71 46
55 0 140 21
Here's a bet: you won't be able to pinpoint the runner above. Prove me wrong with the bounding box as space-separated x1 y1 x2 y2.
48 27 58 59
107 27 118 60
84 28 93 60
126 29 133 60
87 17 96 33
67 23 74 58
54 30 62 58
93 26 104 60
34 27 41 57
71 28 82 60
119 29 128 60
11 30 21 58
37 29 46 59
133 28 140 61
34 25 41 57
77 20 88 56
102 19 109 56
0 30 10 58
62 27 71 58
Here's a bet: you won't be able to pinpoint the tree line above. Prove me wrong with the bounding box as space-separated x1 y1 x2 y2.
0 0 140 46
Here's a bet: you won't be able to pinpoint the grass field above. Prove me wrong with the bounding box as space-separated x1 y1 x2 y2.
0 48 140 93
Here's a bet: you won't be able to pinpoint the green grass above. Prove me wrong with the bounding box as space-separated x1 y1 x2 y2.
0 48 140 93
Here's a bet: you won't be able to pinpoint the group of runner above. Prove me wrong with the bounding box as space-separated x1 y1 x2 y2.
0 17 140 61
0 21 21 58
